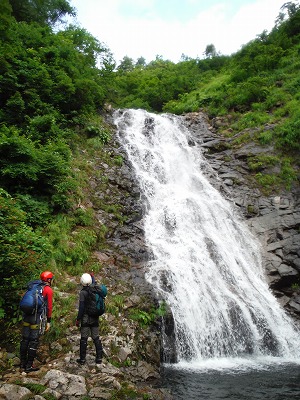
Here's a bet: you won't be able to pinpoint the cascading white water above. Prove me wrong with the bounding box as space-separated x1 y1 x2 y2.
114 109 300 365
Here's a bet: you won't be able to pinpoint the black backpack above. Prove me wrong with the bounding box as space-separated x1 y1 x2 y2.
85 284 107 317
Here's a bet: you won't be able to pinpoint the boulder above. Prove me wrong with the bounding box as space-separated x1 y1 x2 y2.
41 370 87 397
0 384 32 400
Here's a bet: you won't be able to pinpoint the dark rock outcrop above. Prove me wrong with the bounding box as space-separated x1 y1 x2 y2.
183 111 300 320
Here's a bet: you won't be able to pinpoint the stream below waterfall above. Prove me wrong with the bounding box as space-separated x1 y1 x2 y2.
161 363 300 399
114 109 300 399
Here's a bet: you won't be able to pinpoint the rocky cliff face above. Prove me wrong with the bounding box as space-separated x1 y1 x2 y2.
183 112 300 321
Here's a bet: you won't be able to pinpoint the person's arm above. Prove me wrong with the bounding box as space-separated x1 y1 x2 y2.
76 290 86 324
43 285 53 322
42 285 53 332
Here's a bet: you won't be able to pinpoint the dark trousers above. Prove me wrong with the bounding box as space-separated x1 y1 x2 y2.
79 315 103 361
20 314 41 368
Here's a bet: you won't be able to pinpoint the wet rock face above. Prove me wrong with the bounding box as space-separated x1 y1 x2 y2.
183 112 300 320
97 136 148 264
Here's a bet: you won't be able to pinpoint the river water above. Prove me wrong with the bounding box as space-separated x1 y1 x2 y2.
114 109 300 399
161 363 300 399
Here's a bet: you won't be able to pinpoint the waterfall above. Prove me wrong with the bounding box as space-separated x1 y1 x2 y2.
114 109 300 366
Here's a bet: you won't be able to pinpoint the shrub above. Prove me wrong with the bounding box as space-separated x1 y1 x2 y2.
15 194 51 227
74 207 94 226
255 172 279 192
280 159 298 189
225 78 269 110
0 190 51 321
27 112 65 144
86 125 111 144
231 111 270 132
258 130 274 144
276 108 300 149
248 154 279 171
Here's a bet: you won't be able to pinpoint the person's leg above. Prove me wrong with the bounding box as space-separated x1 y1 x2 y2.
25 318 40 372
91 326 103 363
77 326 89 364
20 320 31 369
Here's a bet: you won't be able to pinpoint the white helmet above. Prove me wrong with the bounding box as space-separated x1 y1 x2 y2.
80 273 92 286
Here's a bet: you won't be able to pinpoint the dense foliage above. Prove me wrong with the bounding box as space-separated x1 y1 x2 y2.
0 0 114 325
110 2 300 153
0 0 299 338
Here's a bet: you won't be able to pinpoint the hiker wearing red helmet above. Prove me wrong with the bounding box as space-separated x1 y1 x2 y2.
40 271 54 328
19 270 54 372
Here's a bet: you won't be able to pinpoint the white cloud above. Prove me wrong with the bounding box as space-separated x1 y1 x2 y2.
69 0 285 63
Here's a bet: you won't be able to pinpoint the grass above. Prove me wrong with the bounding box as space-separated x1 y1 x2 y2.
248 155 280 172
129 302 167 328
230 111 271 133
13 381 46 395
106 294 125 317
110 383 152 400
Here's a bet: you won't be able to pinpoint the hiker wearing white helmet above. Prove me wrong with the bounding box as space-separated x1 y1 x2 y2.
75 273 107 365
80 273 92 286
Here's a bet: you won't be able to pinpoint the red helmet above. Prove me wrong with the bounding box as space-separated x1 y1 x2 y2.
40 271 54 282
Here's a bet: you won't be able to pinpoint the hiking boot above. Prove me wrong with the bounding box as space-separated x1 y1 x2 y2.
95 357 102 364
76 358 86 365
25 366 39 373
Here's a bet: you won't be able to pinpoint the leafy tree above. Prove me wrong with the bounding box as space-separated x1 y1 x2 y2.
230 38 284 83
0 20 113 120
61 25 110 67
277 1 299 22
204 43 217 58
112 58 201 111
0 189 51 319
0 0 14 39
136 56 146 68
9 0 75 25
117 56 135 73
273 1 300 45
0 126 73 209
180 54 193 61
280 2 300 37
197 55 229 72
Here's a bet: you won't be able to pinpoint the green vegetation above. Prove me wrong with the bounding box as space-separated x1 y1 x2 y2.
129 302 167 327
108 1 300 192
13 380 46 395
110 384 140 400
0 0 115 336
106 294 126 316
110 382 153 399
110 2 300 156
1 0 300 344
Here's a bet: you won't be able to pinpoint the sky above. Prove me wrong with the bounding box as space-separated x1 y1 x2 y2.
68 0 286 64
